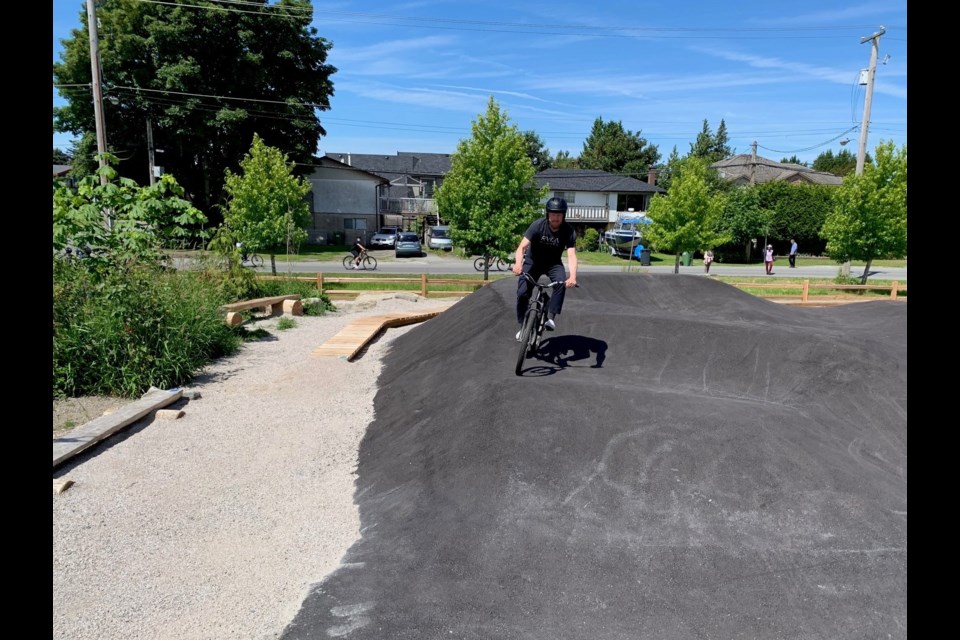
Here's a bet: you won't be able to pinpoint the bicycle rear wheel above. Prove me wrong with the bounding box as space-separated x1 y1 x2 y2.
250 254 264 268
514 307 539 376
362 255 378 270
342 255 354 269
474 257 487 272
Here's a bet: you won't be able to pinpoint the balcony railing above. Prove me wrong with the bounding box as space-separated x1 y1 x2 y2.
379 197 438 215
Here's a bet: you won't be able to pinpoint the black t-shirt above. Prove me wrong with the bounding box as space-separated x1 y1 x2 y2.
523 217 576 265
351 241 364 253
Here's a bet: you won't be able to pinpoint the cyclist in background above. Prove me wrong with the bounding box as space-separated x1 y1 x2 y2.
349 236 366 269
511 197 578 340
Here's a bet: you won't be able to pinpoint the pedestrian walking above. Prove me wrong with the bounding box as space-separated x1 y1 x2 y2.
703 249 714 274
764 245 775 275
788 239 798 268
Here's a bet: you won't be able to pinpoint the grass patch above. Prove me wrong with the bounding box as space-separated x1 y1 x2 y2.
276 317 297 330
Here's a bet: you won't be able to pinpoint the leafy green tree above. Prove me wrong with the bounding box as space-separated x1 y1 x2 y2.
812 149 869 177
644 157 729 272
435 97 546 280
66 133 98 180
579 117 660 177
53 148 71 165
715 186 768 261
53 153 209 274
689 118 732 163
780 155 806 166
521 130 552 171
551 150 578 169
53 0 335 224
653 146 682 192
220 134 311 276
821 141 907 283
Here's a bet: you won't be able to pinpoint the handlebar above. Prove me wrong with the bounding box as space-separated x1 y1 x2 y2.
517 272 579 289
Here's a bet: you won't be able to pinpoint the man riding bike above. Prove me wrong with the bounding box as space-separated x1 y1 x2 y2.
511 196 578 340
349 236 366 269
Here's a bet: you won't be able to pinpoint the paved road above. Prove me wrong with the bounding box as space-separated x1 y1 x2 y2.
173 252 907 281
171 251 907 282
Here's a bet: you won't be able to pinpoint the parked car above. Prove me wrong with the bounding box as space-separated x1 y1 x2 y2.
370 226 400 249
427 225 453 251
394 232 423 258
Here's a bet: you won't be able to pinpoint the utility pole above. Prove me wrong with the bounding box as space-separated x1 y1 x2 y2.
856 26 885 176
842 26 885 277
146 116 157 186
86 0 108 187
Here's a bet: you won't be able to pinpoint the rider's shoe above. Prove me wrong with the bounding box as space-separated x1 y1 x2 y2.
544 318 556 331
515 329 522 342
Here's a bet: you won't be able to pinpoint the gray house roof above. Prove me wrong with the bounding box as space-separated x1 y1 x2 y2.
324 152 452 180
54 164 72 177
534 168 666 194
711 154 843 186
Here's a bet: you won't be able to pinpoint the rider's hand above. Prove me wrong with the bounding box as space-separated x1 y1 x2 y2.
565 276 578 288
512 263 523 275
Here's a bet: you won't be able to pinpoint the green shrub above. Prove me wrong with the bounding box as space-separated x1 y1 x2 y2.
577 228 600 252
53 256 242 399
276 317 297 330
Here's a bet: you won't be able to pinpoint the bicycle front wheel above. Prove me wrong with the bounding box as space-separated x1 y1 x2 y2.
250 254 264 268
514 307 539 376
362 255 378 270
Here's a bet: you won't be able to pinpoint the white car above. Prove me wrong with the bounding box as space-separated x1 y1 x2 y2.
369 226 399 249
427 225 453 251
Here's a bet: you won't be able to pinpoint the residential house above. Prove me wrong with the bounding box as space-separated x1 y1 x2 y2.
304 156 387 245
533 168 667 236
324 151 452 227
710 152 843 186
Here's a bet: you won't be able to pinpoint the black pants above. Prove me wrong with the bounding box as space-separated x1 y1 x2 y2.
516 260 566 325
788 254 796 268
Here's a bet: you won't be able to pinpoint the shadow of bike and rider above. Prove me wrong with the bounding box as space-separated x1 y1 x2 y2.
525 335 607 376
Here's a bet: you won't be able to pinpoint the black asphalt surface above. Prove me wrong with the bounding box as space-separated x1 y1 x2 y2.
280 274 907 639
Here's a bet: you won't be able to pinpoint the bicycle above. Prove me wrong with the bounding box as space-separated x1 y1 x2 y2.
241 252 264 268
342 250 378 270
515 272 572 376
474 255 513 272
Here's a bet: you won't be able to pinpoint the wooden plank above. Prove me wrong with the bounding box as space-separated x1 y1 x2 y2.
53 388 183 468
222 294 301 313
311 307 449 361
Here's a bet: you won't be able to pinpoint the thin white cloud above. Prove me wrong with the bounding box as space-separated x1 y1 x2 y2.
748 3 902 26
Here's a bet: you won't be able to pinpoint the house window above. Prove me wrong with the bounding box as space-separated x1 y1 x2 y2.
554 191 575 204
616 194 645 212
344 218 368 230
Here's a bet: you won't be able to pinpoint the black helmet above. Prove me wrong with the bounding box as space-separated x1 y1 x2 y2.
545 196 567 217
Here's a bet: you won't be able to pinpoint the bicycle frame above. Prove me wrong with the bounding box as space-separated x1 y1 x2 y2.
515 273 563 375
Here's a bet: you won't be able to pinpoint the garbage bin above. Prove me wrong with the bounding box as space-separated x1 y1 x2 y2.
639 249 651 266
681 251 692 266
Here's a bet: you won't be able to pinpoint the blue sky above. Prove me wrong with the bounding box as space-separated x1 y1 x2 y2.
53 0 907 166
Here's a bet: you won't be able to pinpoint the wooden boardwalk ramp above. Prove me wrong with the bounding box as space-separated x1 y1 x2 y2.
311 307 450 361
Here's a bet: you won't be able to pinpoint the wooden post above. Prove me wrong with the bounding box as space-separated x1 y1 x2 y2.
890 281 898 299
420 273 428 297
317 272 324 294
801 279 809 304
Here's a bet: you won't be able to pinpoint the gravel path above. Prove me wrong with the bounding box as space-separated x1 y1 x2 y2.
52 294 461 640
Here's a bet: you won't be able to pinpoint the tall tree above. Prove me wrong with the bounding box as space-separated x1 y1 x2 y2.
521 130 552 171
435 97 546 280
551 150 578 169
579 117 659 177
716 186 769 261
812 149 869 177
821 141 907 283
53 0 335 225
689 118 732 163
220 134 311 276
53 148 72 165
780 155 806 166
644 157 729 273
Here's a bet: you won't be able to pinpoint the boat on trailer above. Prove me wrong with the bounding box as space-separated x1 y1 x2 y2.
604 216 650 257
